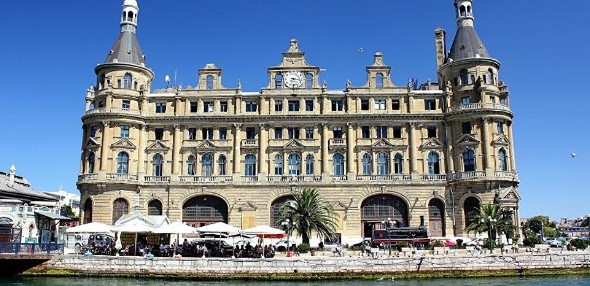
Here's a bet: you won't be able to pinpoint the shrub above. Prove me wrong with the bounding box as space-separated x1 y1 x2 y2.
483 238 496 249
429 240 444 249
297 243 310 253
570 238 588 250
523 236 541 247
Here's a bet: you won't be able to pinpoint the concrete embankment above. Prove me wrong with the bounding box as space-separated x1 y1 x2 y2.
26 251 590 280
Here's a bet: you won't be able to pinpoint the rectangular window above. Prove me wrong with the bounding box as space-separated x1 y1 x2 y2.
333 126 343 138
122 100 130 110
188 128 197 140
220 101 228 112
119 125 129 138
275 100 283 112
246 127 256 139
287 127 299 139
155 128 164 140
361 99 369 111
361 126 370 138
274 127 283 139
393 126 402 138
190 101 198 113
374 99 386 110
305 127 314 139
392 99 400 110
117 79 121 88
376 126 388 138
305 100 314 111
500 98 507 105
204 101 214 112
98 101 104 108
462 122 471 135
90 125 97 137
156 102 166 113
489 96 496 104
427 125 437 138
246 101 257 112
424 99 436 110
202 127 214 140
331 99 344 111
497 122 504 134
219 127 227 140
288 100 300 111
461 96 470 105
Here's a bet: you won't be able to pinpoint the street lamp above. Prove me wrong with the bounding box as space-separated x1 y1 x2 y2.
281 218 296 257
381 217 395 256
481 216 497 252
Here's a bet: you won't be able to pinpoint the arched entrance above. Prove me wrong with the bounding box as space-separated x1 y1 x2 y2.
148 200 163 215
463 197 480 229
270 195 295 228
360 195 408 238
182 196 228 227
428 198 445 237
83 199 93 224
112 198 129 224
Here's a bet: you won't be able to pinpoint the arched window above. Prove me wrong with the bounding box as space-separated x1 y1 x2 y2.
206 75 214 90
87 152 95 173
187 155 196 175
333 154 345 176
117 152 129 174
460 5 466 17
459 69 468 85
464 197 480 227
112 198 129 224
127 11 134 22
305 73 313 89
305 154 314 175
362 154 372 175
394 153 403 174
498 149 508 171
463 149 476 172
467 5 472 16
288 154 301 176
201 154 213 177
487 69 495 85
83 199 93 224
274 155 283 175
376 73 384 88
123 73 132 89
245 154 257 176
428 152 440 175
376 153 389 175
218 155 227 175
275 74 283 89
153 154 163 176
148 200 162 215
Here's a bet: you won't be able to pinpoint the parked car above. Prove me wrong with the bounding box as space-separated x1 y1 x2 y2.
87 233 115 248
544 238 562 248
462 238 484 247
275 239 290 249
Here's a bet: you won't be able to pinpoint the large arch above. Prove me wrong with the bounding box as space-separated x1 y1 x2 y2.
269 195 295 228
428 198 445 237
360 194 408 238
148 199 163 215
112 198 129 224
182 195 228 228
463 196 480 229
83 198 93 224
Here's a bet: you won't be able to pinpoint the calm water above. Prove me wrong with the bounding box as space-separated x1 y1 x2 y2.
1 276 590 286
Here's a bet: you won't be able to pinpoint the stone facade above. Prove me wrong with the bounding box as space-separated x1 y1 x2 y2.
77 0 520 244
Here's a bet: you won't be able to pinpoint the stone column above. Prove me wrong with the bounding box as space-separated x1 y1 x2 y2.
233 123 242 174
481 117 492 175
137 124 146 176
79 125 87 173
408 122 418 177
174 96 182 116
100 121 110 172
172 124 181 176
346 123 355 176
258 123 268 175
105 94 112 110
321 123 330 175
508 122 517 171
443 122 454 173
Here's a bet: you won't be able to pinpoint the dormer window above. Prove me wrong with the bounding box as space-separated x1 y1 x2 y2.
376 73 384 88
206 75 214 90
275 74 283 89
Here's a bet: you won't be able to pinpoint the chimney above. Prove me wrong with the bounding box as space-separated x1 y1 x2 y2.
9 164 16 187
434 28 447 68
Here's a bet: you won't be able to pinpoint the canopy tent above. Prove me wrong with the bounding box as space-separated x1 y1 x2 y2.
242 225 286 239
154 221 197 255
65 222 113 233
195 222 240 234
113 221 155 256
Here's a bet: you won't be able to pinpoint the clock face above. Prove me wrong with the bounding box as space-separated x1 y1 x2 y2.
284 71 302 88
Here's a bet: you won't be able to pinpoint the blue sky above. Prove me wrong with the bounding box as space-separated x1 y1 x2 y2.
0 1 587 220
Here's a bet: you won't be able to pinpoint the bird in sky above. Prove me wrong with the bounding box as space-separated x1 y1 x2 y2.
358 48 364 53
571 152 577 158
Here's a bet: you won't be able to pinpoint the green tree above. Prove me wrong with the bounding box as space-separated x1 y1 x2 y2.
61 205 76 218
523 216 558 239
465 204 515 241
277 188 339 245
582 217 589 227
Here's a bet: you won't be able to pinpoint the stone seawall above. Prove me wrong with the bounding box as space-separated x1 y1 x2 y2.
29 252 590 279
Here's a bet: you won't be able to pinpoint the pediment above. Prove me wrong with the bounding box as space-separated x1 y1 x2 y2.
496 186 521 202
197 140 217 149
111 138 136 149
239 201 257 211
146 140 169 152
84 138 100 150
492 134 510 146
284 139 304 149
454 134 480 146
421 138 444 149
371 138 395 148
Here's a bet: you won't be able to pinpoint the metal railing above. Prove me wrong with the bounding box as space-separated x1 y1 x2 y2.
0 243 63 255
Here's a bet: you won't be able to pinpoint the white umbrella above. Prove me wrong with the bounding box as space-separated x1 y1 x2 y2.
154 221 197 256
114 221 154 256
243 225 286 258
195 222 240 234
66 222 113 233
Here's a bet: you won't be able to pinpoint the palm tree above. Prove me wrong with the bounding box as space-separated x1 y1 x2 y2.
277 188 339 245
465 204 515 242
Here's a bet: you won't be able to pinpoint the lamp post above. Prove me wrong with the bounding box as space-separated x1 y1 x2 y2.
481 216 497 252
281 218 296 257
382 217 394 256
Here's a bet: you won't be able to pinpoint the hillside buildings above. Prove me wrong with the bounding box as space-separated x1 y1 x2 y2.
77 0 520 243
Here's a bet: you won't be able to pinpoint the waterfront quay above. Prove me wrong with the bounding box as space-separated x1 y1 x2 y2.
28 249 590 280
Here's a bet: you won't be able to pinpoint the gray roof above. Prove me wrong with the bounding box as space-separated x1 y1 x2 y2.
0 172 57 203
104 29 146 66
448 26 490 61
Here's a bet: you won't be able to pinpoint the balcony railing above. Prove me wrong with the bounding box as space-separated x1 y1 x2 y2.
494 171 518 180
356 175 411 181
421 174 447 181
78 173 97 182
106 173 138 182
267 175 322 182
447 103 511 113
144 176 171 183
85 107 141 116
241 139 258 147
452 171 485 180
179 175 232 183
241 176 258 182
331 175 347 181
329 138 346 147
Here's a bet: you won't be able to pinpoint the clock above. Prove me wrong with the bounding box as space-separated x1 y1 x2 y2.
284 71 302 88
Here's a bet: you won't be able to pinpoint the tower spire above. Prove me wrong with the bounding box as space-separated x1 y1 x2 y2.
454 0 474 28
121 0 139 33
447 0 489 61
102 0 146 67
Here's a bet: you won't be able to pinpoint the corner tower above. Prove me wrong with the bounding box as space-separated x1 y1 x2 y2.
438 0 520 236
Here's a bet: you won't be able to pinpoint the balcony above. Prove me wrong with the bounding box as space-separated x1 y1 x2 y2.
421 174 447 181
77 173 97 182
179 175 232 183
494 171 519 180
85 107 141 116
356 175 411 182
451 171 485 180
447 103 511 113
331 175 347 182
329 138 346 148
241 176 259 182
241 139 258 148
267 175 322 183
106 173 138 182
144 176 171 184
